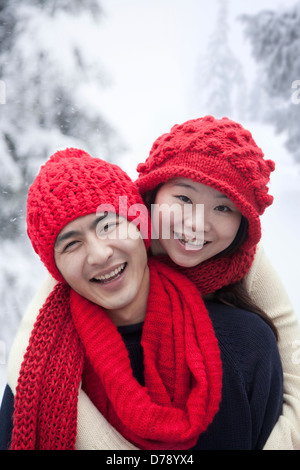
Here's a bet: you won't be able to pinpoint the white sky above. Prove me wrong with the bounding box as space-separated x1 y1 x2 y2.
96 0 299 176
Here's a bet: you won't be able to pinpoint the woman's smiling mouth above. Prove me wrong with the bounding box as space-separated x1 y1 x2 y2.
174 232 209 250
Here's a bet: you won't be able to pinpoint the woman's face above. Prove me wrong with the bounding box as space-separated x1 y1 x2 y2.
151 178 242 267
54 212 149 325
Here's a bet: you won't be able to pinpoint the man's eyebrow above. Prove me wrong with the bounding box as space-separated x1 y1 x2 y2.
55 213 110 247
89 212 109 230
55 230 82 247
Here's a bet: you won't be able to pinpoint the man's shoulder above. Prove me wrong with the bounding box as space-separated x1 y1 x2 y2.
205 301 279 368
0 385 14 450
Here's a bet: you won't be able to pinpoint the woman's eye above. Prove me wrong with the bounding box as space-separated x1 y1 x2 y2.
215 205 232 213
175 195 192 204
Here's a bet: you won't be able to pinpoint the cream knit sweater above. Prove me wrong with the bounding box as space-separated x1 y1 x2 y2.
6 244 300 450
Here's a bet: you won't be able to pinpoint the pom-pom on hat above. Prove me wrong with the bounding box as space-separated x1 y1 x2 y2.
27 148 151 282
136 116 275 251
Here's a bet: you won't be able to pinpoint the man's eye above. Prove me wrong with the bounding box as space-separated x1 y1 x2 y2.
63 240 79 252
102 222 119 232
97 221 120 239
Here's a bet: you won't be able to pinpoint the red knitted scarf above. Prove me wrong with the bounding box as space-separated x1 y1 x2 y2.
11 282 85 450
11 259 222 450
155 245 257 296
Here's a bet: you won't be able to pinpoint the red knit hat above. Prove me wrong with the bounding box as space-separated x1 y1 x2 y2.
136 116 275 252
27 148 151 282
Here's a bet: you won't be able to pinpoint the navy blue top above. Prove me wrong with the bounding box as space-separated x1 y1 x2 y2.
0 301 283 450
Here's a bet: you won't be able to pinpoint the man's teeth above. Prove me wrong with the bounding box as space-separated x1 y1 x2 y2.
92 263 126 283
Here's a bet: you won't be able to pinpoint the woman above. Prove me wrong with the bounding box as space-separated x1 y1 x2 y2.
135 116 300 450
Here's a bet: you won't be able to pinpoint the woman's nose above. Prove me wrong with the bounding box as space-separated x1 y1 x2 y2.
203 216 212 233
183 204 206 235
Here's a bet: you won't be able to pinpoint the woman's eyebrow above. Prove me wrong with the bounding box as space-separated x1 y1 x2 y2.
173 182 198 192
173 182 229 199
215 194 229 199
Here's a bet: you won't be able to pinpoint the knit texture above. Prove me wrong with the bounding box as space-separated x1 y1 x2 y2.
136 116 275 294
10 259 222 450
27 148 151 282
10 282 85 450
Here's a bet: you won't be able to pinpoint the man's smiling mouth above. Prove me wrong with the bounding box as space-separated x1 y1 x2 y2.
90 262 127 284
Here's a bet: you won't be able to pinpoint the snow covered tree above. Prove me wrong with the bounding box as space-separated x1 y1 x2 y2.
0 0 124 240
0 0 124 375
195 0 246 120
241 2 300 162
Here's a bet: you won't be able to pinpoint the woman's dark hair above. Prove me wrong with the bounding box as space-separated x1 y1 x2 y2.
216 216 249 257
144 184 163 210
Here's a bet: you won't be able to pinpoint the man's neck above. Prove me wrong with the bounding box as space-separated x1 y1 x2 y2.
107 265 150 327
150 239 167 256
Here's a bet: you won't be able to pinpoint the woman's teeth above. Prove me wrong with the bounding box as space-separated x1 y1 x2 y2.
175 232 208 248
91 263 127 283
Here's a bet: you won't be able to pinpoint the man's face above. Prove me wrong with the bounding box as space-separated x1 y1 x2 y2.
54 213 149 324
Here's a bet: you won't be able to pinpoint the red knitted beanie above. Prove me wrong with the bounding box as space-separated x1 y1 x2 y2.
136 116 275 252
27 148 151 282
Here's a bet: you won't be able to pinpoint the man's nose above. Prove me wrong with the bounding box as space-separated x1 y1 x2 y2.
86 237 114 266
